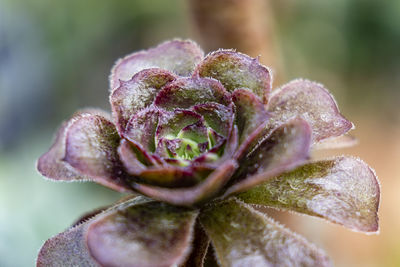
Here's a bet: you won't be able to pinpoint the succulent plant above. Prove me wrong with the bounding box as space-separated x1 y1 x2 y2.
36 40 380 267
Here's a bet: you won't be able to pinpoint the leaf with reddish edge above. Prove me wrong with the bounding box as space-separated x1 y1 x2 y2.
232 88 269 145
156 109 203 141
192 103 234 137
154 77 231 111
267 79 353 144
200 198 332 267
225 118 312 196
194 50 272 103
110 39 204 90
37 110 132 192
123 106 162 152
238 156 380 233
63 114 133 192
86 201 198 267
133 160 238 206
110 69 176 133
118 139 148 176
179 120 209 144
138 166 203 188
194 126 238 168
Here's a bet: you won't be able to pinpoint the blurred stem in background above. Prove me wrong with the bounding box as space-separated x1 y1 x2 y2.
188 0 283 82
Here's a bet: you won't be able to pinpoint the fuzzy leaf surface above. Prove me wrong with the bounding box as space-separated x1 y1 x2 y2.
110 39 203 90
200 199 331 267
226 118 311 195
87 201 198 267
195 50 271 102
267 79 353 143
238 157 380 232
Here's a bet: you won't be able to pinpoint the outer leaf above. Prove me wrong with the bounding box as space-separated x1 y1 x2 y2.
110 39 204 90
232 89 269 145
225 118 312 195
194 50 272 103
37 110 131 192
267 79 353 143
154 77 231 111
110 69 175 132
37 220 99 267
63 114 131 190
133 160 237 206
200 198 331 267
238 157 380 232
37 196 151 267
86 201 199 267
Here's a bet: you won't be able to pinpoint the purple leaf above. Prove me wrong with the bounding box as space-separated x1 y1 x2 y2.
192 102 234 138
110 69 175 132
118 139 148 176
267 79 353 143
225 118 312 196
133 160 237 206
37 110 131 192
232 88 269 145
194 50 272 103
155 109 203 141
110 39 204 90
123 106 162 152
86 200 198 267
238 157 380 233
154 77 231 111
137 166 203 188
200 198 331 267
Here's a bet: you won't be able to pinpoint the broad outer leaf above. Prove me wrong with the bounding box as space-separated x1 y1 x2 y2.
232 89 269 145
200 198 331 267
37 220 99 267
238 157 380 232
37 196 151 267
37 110 131 192
194 50 272 103
110 39 204 90
86 201 199 267
154 77 231 111
63 114 131 192
111 69 175 132
225 118 312 196
133 160 237 206
267 79 353 143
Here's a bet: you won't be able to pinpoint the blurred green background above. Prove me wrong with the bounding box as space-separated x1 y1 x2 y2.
0 0 399 266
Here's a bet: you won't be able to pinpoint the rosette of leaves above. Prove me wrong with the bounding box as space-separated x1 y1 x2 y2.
37 40 380 267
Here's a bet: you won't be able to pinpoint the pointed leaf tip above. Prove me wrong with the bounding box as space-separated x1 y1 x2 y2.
268 79 353 144
238 156 380 233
